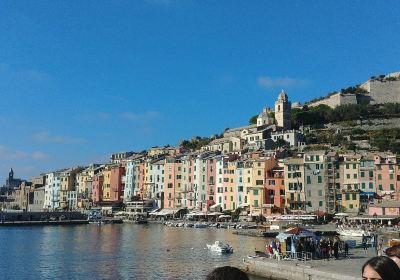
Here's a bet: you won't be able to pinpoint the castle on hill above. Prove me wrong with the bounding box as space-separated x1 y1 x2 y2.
306 72 400 109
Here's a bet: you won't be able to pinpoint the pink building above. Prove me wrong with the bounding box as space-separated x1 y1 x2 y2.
110 166 125 202
205 156 217 211
92 174 103 205
265 166 285 215
368 201 400 217
374 155 398 199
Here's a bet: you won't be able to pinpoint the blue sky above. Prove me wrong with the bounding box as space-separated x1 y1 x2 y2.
1 0 400 179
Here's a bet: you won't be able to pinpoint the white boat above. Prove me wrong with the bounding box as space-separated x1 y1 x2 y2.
337 228 367 237
206 241 233 253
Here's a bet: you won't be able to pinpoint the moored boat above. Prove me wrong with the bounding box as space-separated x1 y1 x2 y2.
206 241 233 253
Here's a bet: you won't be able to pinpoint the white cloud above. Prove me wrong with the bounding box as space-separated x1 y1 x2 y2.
146 0 179 6
120 111 160 122
0 145 50 161
32 131 86 144
257 76 309 89
0 145 27 160
31 151 50 160
0 62 49 82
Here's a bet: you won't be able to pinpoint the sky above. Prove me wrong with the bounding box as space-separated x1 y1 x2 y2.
1 0 400 180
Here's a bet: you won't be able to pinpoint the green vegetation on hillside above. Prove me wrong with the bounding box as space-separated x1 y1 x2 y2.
291 103 400 128
179 136 213 151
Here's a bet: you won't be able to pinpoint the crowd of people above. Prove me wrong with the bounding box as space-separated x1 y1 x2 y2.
273 237 349 260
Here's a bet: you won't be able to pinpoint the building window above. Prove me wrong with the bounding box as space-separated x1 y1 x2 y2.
360 172 365 178
306 176 311 184
317 176 322 183
319 201 323 207
253 190 259 195
390 184 395 191
254 200 258 207
378 174 382 180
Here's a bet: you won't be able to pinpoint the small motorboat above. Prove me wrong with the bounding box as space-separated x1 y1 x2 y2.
194 222 208 228
206 241 233 253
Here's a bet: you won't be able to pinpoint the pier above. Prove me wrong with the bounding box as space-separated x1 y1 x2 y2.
242 248 376 280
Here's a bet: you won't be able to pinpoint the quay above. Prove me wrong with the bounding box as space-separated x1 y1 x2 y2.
0 220 88 226
233 224 338 238
242 248 376 280
0 211 88 226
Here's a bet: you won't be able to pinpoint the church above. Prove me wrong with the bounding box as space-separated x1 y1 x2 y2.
2 168 24 194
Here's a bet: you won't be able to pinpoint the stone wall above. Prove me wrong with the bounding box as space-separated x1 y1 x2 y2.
360 79 400 104
308 93 357 109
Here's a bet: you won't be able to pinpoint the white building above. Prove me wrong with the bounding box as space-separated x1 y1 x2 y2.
270 130 305 147
44 170 62 210
124 159 136 202
194 154 208 210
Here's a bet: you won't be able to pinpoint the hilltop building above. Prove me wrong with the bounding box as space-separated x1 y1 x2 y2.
307 72 400 109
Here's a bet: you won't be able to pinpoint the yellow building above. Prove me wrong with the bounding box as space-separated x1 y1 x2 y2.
59 168 80 209
102 167 111 201
341 190 360 213
174 159 183 208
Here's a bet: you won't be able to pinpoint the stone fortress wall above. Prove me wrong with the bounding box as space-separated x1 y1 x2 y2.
306 72 400 109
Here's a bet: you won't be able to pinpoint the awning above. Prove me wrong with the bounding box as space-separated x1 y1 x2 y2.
238 203 249 207
360 192 376 196
335 212 349 217
218 214 231 219
207 212 223 216
149 209 175 216
210 204 221 209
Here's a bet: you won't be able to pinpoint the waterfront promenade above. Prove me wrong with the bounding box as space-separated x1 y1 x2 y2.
243 247 377 280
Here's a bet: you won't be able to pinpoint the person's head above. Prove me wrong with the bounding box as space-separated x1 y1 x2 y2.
385 245 400 268
362 256 400 280
206 266 249 280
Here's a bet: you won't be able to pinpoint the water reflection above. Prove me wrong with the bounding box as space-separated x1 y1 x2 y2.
0 224 268 280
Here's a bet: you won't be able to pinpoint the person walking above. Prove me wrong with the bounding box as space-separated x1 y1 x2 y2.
333 239 339 259
362 234 368 251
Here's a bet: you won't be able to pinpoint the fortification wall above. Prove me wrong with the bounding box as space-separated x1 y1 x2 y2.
308 93 357 109
362 80 400 104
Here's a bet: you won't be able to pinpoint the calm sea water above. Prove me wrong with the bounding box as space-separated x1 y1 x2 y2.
0 224 268 280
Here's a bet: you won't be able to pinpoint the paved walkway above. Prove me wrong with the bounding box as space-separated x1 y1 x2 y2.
244 247 378 280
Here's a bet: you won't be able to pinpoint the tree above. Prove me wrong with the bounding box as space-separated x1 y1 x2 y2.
275 138 289 148
249 115 258 124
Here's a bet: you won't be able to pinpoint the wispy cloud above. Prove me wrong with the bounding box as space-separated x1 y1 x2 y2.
119 111 160 122
32 131 86 144
257 76 309 89
77 112 111 122
145 0 181 7
0 62 49 82
0 145 27 160
0 145 49 161
31 151 50 160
